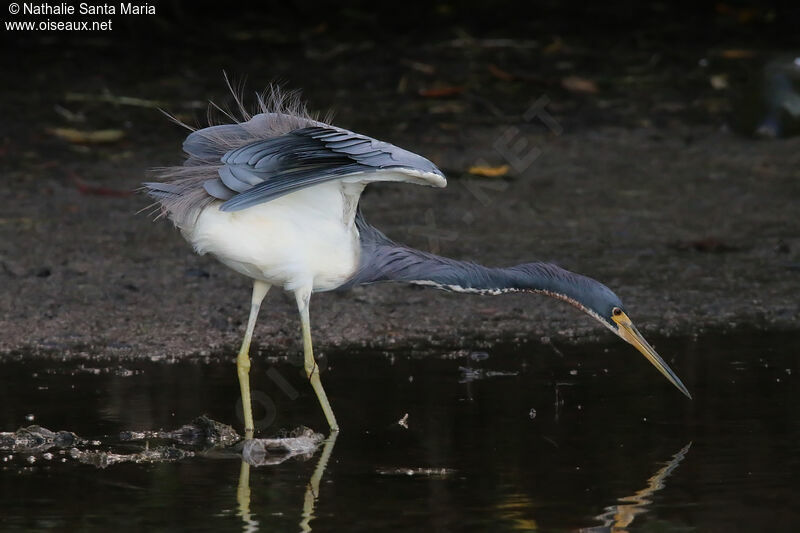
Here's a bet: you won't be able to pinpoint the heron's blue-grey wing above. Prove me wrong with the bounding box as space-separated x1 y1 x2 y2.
207 126 445 212
183 124 251 162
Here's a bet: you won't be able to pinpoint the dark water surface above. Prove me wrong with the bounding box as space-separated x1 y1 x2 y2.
1 331 798 532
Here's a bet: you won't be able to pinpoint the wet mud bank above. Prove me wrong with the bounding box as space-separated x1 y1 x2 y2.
2 121 798 359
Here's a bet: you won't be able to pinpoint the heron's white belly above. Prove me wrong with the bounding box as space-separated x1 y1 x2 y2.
183 187 360 292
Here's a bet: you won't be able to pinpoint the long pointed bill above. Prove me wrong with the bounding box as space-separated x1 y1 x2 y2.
613 313 692 399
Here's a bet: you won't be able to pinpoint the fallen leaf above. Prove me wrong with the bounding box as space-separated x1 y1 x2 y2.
401 59 436 75
467 164 510 178
544 36 564 55
715 4 760 23
48 128 125 144
561 76 598 94
719 49 757 59
488 64 515 81
428 102 466 114
418 86 465 98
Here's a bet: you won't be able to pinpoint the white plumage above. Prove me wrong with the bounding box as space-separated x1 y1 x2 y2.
179 168 444 293
185 181 362 292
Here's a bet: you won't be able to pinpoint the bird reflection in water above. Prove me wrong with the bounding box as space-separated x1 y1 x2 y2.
236 432 338 533
582 442 692 533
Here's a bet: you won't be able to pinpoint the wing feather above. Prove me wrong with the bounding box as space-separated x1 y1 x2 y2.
205 125 445 212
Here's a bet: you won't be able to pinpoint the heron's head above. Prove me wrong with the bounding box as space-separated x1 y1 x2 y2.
578 282 691 399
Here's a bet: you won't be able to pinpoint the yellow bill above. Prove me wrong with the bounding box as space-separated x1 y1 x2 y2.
613 311 692 399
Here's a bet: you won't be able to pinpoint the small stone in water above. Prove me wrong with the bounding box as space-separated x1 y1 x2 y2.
529 408 537 419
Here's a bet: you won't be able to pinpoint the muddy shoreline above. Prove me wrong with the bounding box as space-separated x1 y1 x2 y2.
2 120 798 359
2 17 799 359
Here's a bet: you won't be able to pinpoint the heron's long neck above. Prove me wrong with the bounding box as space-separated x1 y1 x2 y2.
347 224 595 308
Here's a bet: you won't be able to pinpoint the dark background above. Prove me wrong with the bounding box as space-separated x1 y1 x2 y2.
4 0 800 133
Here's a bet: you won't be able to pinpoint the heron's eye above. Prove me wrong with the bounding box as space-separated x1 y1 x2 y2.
612 307 622 317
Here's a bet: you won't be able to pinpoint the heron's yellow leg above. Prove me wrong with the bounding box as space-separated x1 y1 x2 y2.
237 280 271 438
236 460 259 533
300 431 339 532
295 289 339 432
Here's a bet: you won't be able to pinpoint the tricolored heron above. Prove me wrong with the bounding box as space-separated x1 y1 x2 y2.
145 88 690 435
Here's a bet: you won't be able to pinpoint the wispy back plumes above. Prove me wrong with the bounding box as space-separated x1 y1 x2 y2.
143 80 324 227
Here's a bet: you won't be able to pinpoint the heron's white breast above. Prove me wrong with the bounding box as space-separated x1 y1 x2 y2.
182 182 361 292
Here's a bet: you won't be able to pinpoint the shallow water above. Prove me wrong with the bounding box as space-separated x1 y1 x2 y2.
1 331 798 532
